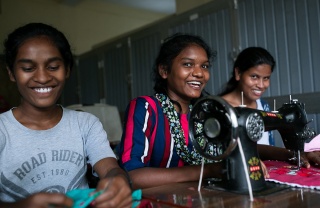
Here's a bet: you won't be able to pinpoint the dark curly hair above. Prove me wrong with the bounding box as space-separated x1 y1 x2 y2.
4 22 74 73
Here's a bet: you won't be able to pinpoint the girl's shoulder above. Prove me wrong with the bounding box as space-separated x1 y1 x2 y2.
133 95 160 108
134 95 158 103
62 107 99 124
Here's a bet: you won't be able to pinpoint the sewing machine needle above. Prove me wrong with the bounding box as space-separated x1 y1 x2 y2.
297 150 301 170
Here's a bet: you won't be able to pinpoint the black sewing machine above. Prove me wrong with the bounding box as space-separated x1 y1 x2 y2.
189 95 316 194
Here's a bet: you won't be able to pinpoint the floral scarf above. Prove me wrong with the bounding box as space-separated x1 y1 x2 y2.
155 93 215 165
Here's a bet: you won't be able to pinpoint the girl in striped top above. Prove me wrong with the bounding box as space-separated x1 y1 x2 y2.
117 34 223 189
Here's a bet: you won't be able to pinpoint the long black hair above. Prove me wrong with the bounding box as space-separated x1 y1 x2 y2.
219 47 275 96
152 33 215 94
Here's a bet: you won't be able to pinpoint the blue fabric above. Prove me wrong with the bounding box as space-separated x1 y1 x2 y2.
66 189 97 208
66 189 142 208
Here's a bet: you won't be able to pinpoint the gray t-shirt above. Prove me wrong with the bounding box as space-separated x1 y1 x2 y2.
0 107 115 202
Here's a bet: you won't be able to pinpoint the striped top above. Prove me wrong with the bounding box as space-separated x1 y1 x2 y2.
117 96 193 171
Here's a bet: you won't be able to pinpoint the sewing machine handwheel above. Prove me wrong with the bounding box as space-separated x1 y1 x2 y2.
189 96 238 161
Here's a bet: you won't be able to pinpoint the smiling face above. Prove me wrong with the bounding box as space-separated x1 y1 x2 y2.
160 44 210 103
8 36 69 110
236 64 272 103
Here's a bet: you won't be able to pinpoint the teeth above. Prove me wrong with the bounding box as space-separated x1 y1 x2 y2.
253 90 262 95
34 87 52 93
188 81 201 85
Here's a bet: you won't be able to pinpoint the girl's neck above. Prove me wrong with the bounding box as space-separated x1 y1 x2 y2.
12 104 62 130
173 102 190 114
166 95 190 114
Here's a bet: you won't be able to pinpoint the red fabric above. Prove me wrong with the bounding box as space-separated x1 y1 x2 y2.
264 160 320 189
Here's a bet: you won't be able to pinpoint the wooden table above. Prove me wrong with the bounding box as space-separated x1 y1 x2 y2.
142 181 320 207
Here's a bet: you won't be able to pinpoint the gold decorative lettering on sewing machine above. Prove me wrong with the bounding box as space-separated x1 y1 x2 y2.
261 111 283 119
189 95 316 195
248 157 262 180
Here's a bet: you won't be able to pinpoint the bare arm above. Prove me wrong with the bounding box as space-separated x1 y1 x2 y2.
91 158 132 208
257 144 320 168
257 144 293 161
0 193 73 208
129 162 222 189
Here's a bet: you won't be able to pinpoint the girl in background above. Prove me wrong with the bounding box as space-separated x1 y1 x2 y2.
219 47 320 166
219 47 275 146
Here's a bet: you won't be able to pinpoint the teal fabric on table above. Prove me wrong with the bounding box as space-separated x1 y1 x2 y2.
66 189 142 208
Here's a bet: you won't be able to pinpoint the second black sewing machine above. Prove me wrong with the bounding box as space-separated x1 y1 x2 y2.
189 95 316 195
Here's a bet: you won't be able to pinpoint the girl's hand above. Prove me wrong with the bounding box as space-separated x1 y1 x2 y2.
92 158 132 207
2 192 73 208
301 151 320 168
91 175 132 208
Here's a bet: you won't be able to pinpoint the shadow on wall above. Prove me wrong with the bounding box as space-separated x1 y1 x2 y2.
0 57 20 113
